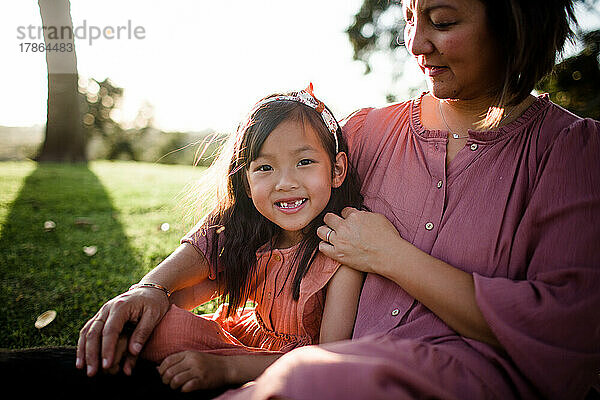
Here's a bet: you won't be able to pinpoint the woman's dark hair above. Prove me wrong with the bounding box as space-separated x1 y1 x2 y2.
203 93 363 317
481 0 578 106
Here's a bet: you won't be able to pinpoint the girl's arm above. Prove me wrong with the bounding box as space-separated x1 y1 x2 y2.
140 242 212 299
319 265 365 343
168 279 219 310
144 242 221 310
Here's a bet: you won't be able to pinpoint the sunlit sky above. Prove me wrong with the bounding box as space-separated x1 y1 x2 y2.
1 1 598 133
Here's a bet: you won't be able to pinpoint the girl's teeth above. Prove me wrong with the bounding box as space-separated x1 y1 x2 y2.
278 199 305 208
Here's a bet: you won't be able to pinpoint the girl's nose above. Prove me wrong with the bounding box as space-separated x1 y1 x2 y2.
404 17 434 57
275 170 299 191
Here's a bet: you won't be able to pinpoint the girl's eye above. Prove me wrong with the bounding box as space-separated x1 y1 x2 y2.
298 159 314 166
256 165 272 172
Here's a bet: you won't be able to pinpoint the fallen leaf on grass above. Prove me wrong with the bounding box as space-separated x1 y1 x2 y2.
83 246 97 256
35 310 57 329
74 217 93 226
44 220 56 232
160 222 170 232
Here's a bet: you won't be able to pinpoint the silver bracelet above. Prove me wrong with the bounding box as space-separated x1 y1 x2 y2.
128 282 171 298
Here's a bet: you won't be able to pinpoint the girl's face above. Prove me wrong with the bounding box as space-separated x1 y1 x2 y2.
402 0 502 102
246 119 347 248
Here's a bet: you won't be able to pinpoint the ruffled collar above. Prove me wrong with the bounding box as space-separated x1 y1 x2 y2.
256 241 302 257
410 92 551 143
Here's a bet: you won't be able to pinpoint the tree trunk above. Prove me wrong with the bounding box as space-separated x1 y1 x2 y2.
36 0 86 162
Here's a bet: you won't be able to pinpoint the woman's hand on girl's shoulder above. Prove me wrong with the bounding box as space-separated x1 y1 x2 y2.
317 207 404 275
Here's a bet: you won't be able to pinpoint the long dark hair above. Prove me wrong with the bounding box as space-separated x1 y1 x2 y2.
482 0 576 104
478 0 577 127
202 92 363 317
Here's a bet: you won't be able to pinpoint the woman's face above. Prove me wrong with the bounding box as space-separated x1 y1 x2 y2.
402 0 503 102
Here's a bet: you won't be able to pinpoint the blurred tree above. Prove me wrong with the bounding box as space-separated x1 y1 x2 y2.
346 0 404 74
80 78 138 160
347 0 600 118
36 0 86 162
133 101 155 132
79 78 219 165
536 30 600 120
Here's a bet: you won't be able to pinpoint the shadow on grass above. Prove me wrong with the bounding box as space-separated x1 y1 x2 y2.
0 163 140 349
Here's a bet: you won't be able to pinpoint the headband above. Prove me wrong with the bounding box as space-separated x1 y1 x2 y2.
248 83 340 153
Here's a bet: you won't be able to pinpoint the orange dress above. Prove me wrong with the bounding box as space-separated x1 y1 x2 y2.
142 244 340 363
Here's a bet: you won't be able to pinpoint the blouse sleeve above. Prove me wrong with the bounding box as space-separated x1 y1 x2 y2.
180 220 223 280
340 108 372 165
473 118 600 399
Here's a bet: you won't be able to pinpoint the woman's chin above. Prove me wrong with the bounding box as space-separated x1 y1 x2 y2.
428 84 459 101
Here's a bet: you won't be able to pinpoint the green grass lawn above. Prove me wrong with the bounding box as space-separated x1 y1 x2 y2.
0 160 217 349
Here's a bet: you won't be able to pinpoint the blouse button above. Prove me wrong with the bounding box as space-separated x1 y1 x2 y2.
391 308 400 316
425 222 434 231
470 143 479 151
273 254 281 262
436 180 443 189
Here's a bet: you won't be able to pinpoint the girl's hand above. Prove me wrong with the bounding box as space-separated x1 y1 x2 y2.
317 207 405 275
76 287 170 377
158 351 233 392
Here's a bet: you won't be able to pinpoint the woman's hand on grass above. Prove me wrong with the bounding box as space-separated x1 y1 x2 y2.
76 287 170 377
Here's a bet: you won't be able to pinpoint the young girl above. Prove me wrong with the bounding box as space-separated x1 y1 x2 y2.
138 84 365 392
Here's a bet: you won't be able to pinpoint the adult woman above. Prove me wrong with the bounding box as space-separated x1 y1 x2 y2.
75 0 599 398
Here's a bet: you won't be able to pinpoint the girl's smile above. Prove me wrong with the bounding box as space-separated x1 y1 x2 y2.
274 197 307 213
